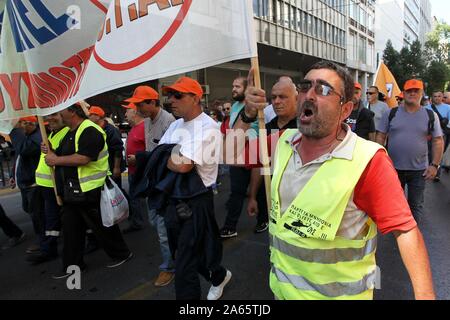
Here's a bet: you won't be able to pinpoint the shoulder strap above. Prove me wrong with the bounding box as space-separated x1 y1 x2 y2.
388 107 398 125
425 108 435 136
430 104 443 121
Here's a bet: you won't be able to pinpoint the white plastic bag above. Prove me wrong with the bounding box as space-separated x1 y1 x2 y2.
100 177 129 227
443 146 450 168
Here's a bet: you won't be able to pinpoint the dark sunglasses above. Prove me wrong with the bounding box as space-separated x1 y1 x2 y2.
366 92 377 95
297 80 343 101
167 91 186 100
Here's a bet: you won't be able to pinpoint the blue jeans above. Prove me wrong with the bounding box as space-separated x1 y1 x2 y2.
148 206 175 272
223 166 251 230
396 170 426 223
128 174 148 229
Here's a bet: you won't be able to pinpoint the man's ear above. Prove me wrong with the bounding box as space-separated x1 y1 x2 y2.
340 101 354 121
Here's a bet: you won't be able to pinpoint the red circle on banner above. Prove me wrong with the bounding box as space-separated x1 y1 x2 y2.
93 0 192 71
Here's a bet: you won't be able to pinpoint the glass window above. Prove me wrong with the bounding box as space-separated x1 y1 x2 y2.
292 6 297 30
283 2 290 27
253 0 259 16
272 0 278 23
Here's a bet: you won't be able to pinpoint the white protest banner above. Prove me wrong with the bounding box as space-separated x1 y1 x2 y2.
0 0 111 122
0 0 257 123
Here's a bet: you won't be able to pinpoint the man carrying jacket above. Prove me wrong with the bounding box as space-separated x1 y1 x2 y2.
158 77 231 300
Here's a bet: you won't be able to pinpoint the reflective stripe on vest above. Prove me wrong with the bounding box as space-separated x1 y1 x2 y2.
271 265 377 298
75 120 109 193
269 129 383 300
35 127 70 188
270 233 377 264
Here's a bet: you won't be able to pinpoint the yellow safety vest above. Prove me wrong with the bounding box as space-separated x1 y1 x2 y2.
35 127 70 188
75 120 109 192
269 129 383 300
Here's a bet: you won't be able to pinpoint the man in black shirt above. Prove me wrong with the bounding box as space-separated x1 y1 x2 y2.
345 82 376 141
44 104 132 278
247 79 299 232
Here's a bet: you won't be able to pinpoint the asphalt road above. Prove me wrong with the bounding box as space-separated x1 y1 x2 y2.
0 172 449 300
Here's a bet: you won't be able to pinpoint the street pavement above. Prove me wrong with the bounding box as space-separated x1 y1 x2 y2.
0 172 449 300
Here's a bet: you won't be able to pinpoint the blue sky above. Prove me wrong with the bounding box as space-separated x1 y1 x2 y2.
431 0 449 24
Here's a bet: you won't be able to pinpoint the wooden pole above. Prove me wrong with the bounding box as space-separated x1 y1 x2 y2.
250 57 272 213
37 116 63 206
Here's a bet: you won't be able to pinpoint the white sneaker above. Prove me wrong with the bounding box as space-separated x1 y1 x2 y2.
207 270 232 300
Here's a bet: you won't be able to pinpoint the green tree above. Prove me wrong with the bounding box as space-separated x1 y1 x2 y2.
383 40 402 80
425 21 450 64
423 61 450 93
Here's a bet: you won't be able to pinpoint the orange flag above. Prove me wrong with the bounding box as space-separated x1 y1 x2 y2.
373 61 401 108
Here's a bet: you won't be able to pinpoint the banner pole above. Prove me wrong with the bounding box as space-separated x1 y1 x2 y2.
250 56 271 214
37 116 63 206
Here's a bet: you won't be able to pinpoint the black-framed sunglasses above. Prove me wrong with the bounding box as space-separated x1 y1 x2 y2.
167 91 186 100
297 79 343 101
366 92 377 95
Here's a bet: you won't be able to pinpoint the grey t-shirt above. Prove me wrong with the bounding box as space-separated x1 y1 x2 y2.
369 101 390 131
378 106 443 170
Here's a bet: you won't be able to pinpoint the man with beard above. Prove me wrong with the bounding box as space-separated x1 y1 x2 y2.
219 77 258 238
344 82 376 141
231 61 435 300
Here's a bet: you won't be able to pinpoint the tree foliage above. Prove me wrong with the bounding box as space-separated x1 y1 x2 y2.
382 22 450 94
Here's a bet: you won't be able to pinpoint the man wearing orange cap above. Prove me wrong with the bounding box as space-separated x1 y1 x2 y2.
157 76 231 300
9 115 43 253
89 106 125 188
345 82 376 141
125 86 176 287
395 92 404 107
376 79 444 222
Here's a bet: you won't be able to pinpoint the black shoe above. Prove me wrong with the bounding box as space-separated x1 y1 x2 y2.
434 176 440 182
27 253 58 265
1 233 26 250
254 222 269 233
106 252 133 268
122 225 142 234
219 228 237 239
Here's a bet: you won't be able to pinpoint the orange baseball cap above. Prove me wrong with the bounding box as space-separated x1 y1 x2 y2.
122 103 137 110
404 79 424 91
125 86 159 103
354 82 362 90
162 77 203 99
89 106 105 117
19 116 38 123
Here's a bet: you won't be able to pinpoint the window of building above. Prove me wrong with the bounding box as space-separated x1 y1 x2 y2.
314 17 318 37
283 1 290 27
359 36 367 64
277 0 283 26
272 0 277 23
292 6 297 30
